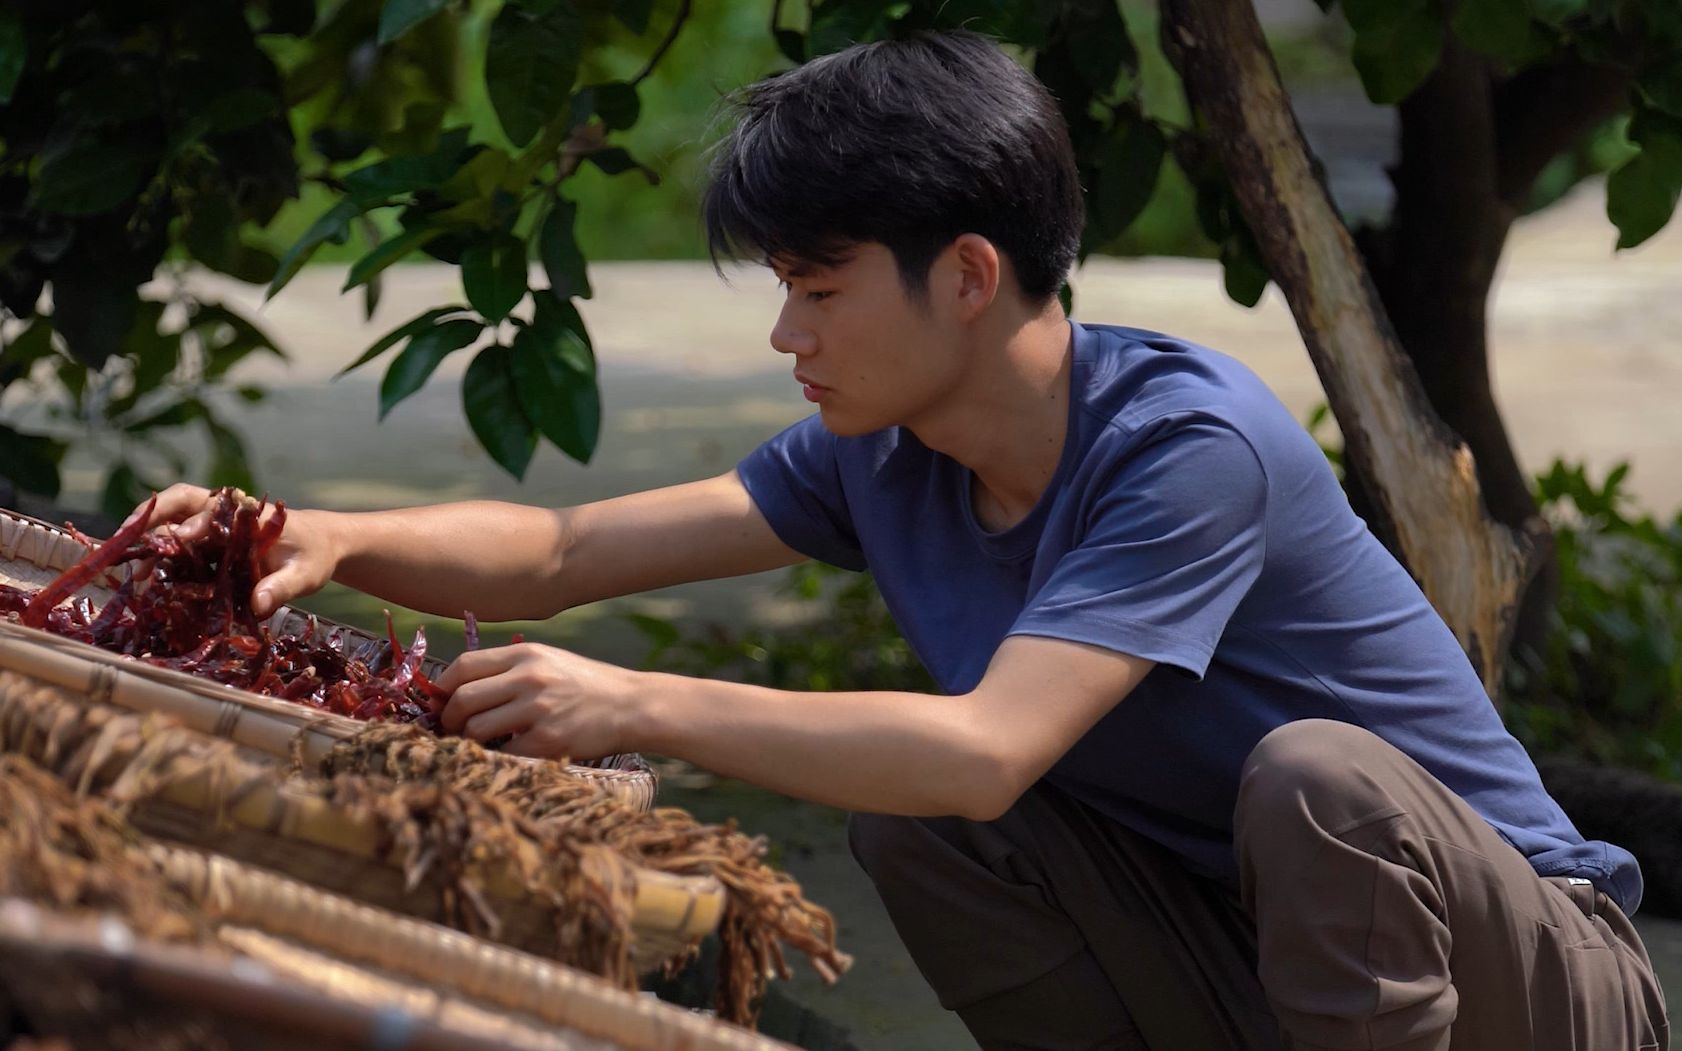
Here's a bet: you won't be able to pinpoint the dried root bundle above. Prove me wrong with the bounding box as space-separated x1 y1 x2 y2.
319 724 852 1023
0 755 205 945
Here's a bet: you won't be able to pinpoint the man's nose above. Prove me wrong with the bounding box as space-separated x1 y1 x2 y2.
769 302 815 357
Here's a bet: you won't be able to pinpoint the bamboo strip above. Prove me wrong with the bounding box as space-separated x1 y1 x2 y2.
0 602 655 809
0 669 721 966
0 899 617 1051
148 849 787 1051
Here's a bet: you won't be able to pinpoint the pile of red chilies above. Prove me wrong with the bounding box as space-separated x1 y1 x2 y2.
0 489 446 731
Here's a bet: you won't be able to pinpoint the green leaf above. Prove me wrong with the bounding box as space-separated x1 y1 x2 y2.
342 128 472 203
1451 0 1541 65
461 233 528 322
1640 56 1682 118
51 274 138 368
1222 242 1270 307
269 198 364 298
201 411 256 492
378 317 484 418
343 225 446 291
463 344 539 479
539 197 592 300
0 423 64 498
1606 152 1682 248
511 297 600 463
1093 118 1166 240
586 147 658 183
0 321 56 386
1069 1 1132 92
31 141 153 216
1529 0 1587 27
0 10 25 104
378 0 448 43
809 0 894 56
192 303 286 380
438 148 512 203
183 195 280 284
100 462 151 524
612 0 653 34
486 2 582 147
590 82 640 131
774 29 806 64
1346 0 1444 105
337 305 469 377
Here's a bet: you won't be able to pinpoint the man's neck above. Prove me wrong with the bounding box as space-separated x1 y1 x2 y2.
909 306 1074 532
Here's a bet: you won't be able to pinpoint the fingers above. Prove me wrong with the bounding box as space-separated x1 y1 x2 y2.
133 483 212 529
501 731 569 761
251 560 317 618
461 696 537 743
440 673 523 735
436 645 528 695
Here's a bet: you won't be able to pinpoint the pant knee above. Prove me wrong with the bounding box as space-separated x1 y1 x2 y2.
1237 719 1397 837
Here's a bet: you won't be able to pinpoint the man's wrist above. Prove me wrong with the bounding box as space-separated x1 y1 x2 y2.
621 670 693 756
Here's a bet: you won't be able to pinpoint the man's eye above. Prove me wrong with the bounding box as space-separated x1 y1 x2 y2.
807 290 833 302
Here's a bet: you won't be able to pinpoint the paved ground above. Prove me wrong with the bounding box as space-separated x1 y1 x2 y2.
64 181 1681 1047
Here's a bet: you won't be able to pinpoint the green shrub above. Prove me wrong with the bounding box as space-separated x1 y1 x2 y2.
632 562 934 694
1505 461 1682 779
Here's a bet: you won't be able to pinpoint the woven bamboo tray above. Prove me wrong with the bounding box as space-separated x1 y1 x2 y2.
0 667 724 970
0 897 798 1051
0 504 656 810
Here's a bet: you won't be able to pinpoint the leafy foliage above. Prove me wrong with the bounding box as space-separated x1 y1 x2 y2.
634 563 936 695
1320 0 1682 248
4 0 1680 502
1505 462 1682 780
0 0 685 502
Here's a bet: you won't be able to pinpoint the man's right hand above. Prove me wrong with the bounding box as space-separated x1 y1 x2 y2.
133 484 340 618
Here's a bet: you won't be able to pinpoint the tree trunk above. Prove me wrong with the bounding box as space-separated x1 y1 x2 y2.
1158 0 1537 698
1366 42 1633 658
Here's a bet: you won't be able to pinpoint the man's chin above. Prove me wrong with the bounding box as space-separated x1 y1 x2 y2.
813 406 882 439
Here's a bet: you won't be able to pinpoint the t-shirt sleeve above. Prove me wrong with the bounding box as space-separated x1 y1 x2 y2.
736 415 868 571
1009 419 1267 679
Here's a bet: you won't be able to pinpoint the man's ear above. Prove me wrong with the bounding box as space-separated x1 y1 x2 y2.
947 233 1001 321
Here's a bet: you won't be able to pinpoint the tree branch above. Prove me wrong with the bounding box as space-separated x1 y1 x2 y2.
1493 54 1636 206
1158 0 1536 697
630 0 694 88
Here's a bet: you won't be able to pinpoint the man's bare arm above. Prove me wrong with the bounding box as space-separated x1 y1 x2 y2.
439 634 1155 819
142 471 803 620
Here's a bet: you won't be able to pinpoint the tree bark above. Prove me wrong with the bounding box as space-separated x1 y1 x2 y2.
1367 44 1635 655
1158 0 1537 697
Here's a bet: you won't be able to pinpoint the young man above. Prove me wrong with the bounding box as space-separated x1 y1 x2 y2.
146 31 1666 1051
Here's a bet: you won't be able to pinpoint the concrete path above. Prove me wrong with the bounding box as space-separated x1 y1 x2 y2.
80 179 1682 1048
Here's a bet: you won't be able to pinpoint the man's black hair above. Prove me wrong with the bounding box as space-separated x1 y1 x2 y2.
703 30 1084 303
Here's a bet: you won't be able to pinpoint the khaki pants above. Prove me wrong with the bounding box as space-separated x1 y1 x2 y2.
849 720 1669 1050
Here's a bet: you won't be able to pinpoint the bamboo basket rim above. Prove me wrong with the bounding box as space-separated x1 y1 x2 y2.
0 897 797 1051
0 504 655 807
0 666 722 964
146 848 791 1051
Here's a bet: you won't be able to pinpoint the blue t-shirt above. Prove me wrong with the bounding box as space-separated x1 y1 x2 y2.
737 321 1642 914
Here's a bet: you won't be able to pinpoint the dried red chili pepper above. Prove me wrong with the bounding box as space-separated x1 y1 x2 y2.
5 489 447 733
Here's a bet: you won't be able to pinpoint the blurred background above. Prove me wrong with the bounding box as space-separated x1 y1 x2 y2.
3 0 1681 1045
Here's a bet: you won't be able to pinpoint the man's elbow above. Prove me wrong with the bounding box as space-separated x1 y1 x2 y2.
949 744 1034 823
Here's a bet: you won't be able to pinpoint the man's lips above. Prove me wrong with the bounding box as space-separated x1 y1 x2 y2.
794 372 830 403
